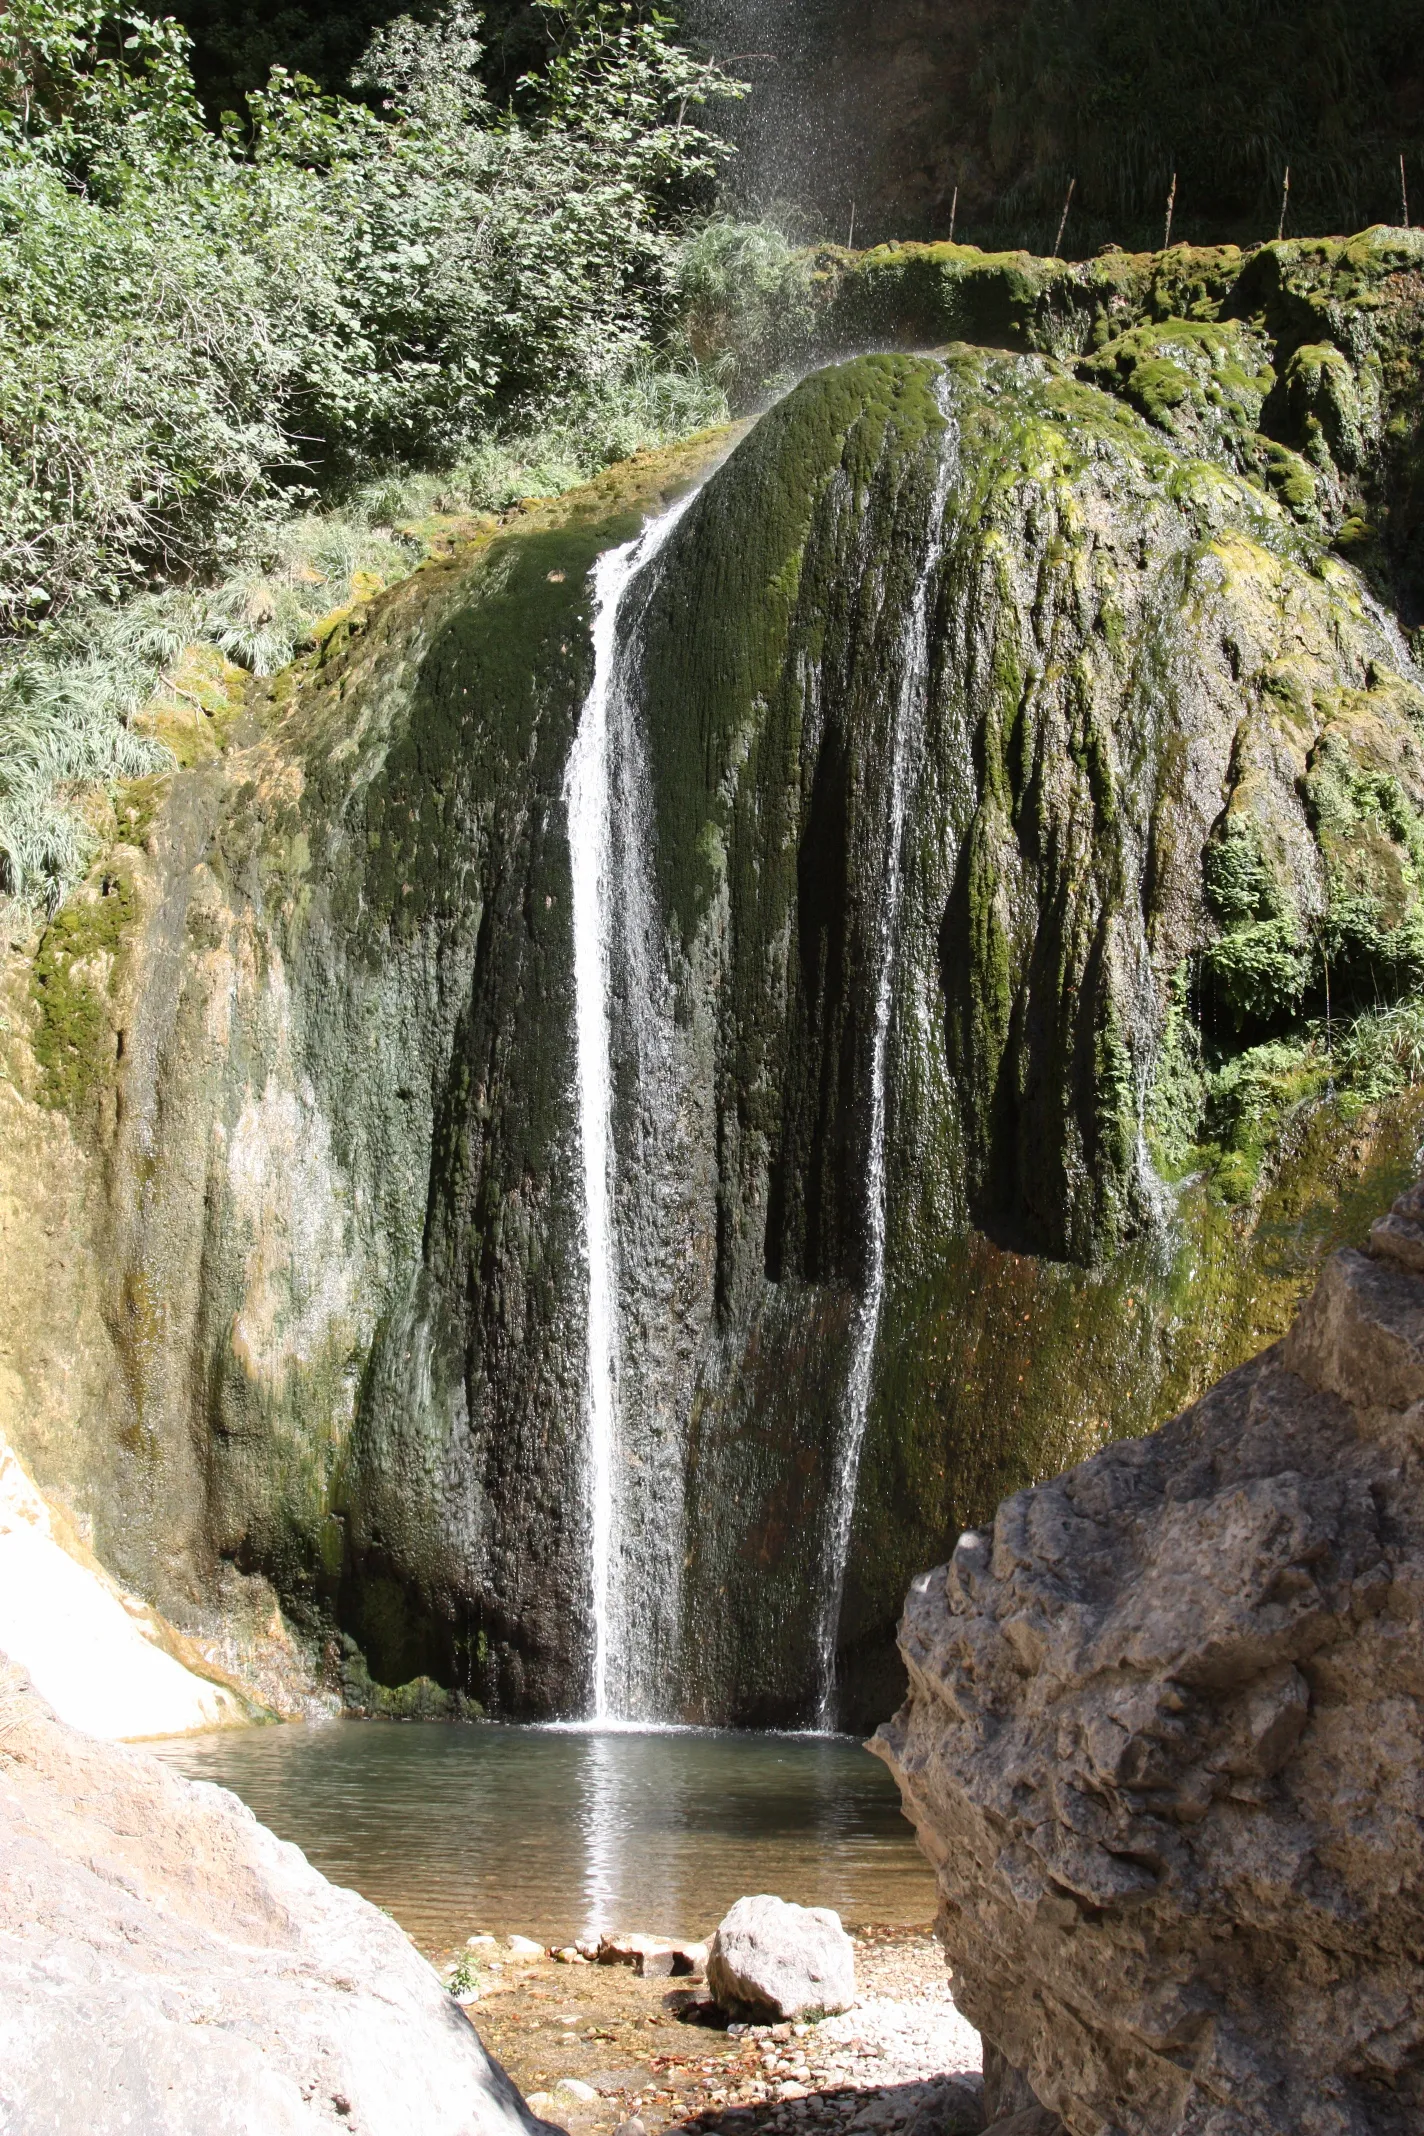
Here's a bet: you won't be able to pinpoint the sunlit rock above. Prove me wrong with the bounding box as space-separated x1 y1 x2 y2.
0 1663 554 2136
874 1175 1424 2133
707 1895 856 2018
0 1429 255 1740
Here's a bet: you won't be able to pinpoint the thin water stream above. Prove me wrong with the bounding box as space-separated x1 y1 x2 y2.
570 428 961 1732
149 1724 933 1957
565 490 703 1722
815 425 956 1726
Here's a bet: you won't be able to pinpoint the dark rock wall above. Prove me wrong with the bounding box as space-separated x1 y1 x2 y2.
624 326 1424 1724
689 0 1424 249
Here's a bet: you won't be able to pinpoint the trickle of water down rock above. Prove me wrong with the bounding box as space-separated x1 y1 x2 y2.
814 393 960 1729
571 392 967 1728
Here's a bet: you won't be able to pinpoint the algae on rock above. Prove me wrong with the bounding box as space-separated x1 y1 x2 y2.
608 344 1424 1721
4 256 1424 1724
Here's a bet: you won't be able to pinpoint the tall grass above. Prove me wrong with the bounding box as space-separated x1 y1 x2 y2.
0 358 730 910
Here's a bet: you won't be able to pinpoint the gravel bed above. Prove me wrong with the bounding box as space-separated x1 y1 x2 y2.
465 1927 984 2136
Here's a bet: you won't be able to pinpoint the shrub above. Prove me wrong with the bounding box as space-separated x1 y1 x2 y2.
0 0 745 626
0 0 749 906
676 215 815 398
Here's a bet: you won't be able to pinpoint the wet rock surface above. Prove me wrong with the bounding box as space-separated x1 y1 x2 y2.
4 236 1424 1731
0 1662 550 2136
874 1181 1424 2134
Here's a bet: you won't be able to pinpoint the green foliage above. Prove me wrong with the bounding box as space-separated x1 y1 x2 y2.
30 864 136 1111
446 1951 485 1996
1305 731 1424 1000
676 216 815 394
0 0 744 905
0 0 742 633
0 614 171 901
1203 815 1285 926
0 358 726 898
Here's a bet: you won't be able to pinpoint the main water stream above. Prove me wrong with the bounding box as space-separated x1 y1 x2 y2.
150 1724 933 1957
566 489 704 1723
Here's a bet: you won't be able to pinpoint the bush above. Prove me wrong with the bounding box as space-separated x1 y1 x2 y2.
677 216 815 397
0 0 752 906
0 0 744 627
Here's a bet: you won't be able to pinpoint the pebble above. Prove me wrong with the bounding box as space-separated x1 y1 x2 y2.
479 1927 982 2136
509 1934 545 1957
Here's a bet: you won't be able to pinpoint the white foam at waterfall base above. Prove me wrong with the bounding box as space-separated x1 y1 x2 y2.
564 486 703 1724
815 411 959 1731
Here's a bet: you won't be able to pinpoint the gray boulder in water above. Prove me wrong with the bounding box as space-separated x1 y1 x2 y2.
873 1179 1424 2135
0 1662 554 2136
706 1895 856 2018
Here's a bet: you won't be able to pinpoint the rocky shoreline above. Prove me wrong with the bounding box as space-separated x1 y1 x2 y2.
459 1928 983 2136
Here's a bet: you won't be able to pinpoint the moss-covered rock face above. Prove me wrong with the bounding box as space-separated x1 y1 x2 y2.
0 436 740 1720
6 260 1424 1730
780 228 1424 626
625 344 1424 1723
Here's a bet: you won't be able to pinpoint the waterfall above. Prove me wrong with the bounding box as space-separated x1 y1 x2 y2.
815 421 957 1730
565 489 702 1724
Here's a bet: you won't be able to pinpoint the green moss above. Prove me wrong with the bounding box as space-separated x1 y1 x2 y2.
1263 441 1319 514
1304 729 1424 1002
1080 318 1275 463
1204 814 1285 924
841 1068 1424 1719
338 1635 483 1720
112 776 167 852
30 867 137 1116
776 229 1424 621
1202 917 1312 1029
1201 1039 1330 1202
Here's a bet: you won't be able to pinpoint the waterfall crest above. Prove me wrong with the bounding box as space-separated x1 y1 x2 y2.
565 489 702 1723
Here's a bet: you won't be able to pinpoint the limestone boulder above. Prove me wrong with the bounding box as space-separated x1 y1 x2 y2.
706 1895 855 2019
596 1931 708 1978
0 1428 257 1741
0 1662 554 2136
873 1180 1424 2135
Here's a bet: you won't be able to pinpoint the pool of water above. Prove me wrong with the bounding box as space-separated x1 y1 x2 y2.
148 1722 934 1958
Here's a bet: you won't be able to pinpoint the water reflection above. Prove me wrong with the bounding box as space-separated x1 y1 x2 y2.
149 1721 932 1955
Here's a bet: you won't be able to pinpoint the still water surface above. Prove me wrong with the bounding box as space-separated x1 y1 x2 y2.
150 1722 934 1957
